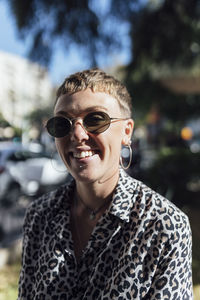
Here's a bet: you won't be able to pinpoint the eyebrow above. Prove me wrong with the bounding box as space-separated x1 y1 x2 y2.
55 106 108 117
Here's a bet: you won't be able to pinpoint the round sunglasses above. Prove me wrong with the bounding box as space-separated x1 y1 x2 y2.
46 111 128 138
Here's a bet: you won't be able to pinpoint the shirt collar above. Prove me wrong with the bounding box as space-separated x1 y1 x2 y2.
109 168 139 223
52 168 138 227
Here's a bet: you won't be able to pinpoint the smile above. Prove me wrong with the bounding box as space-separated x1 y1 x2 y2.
73 150 96 158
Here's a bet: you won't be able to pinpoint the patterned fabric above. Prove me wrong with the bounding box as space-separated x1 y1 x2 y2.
18 169 193 299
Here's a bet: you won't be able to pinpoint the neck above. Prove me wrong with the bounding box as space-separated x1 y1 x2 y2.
75 168 119 212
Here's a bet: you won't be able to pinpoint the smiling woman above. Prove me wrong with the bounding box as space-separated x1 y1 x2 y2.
18 68 193 300
53 88 133 185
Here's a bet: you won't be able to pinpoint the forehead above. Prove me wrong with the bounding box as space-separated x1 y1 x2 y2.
54 89 122 116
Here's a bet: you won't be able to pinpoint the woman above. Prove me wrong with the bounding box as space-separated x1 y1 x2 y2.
18 68 193 299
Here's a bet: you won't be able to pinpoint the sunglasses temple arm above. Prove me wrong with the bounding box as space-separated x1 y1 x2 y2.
91 118 128 133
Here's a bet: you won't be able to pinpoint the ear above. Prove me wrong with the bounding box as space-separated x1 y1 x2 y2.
122 119 134 145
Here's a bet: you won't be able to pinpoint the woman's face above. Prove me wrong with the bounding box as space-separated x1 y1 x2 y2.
54 88 133 184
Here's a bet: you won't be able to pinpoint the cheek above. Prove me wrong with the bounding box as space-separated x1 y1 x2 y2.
105 129 124 156
109 141 122 157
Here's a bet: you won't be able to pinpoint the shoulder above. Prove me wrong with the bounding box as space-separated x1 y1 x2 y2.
137 178 189 229
23 179 74 230
119 169 190 234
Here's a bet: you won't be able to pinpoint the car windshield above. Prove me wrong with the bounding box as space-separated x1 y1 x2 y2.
0 143 50 165
8 150 49 162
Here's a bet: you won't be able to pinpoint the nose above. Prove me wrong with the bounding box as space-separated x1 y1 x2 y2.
70 119 89 142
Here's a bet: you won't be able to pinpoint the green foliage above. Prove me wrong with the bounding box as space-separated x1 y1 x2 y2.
0 263 20 300
143 148 200 208
7 0 200 70
7 0 200 121
194 286 200 300
6 0 137 66
131 0 200 67
193 234 200 285
13 127 22 138
124 0 200 121
25 107 52 128
0 112 10 127
3 3 200 296
124 70 200 123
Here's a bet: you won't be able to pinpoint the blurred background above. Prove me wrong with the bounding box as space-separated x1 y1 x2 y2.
0 0 199 299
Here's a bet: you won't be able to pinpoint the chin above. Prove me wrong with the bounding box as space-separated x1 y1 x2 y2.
74 175 99 184
70 168 98 183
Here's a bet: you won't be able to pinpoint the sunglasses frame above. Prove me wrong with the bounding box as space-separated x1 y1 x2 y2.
46 111 129 138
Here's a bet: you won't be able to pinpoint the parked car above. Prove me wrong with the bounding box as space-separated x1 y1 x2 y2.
0 141 70 204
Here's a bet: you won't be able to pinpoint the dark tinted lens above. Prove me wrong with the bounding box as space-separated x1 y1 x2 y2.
83 112 111 133
46 117 71 138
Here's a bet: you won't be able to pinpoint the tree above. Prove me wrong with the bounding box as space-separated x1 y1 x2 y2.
6 0 200 68
6 0 136 66
123 0 200 123
6 0 200 119
25 107 52 129
6 0 200 283
0 112 10 127
130 0 200 68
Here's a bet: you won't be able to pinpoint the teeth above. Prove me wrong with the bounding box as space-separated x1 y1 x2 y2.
73 150 95 158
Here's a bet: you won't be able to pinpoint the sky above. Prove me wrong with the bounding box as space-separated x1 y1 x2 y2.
0 1 90 85
0 1 130 85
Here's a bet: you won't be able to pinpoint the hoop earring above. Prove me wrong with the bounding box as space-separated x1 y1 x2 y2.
120 142 132 170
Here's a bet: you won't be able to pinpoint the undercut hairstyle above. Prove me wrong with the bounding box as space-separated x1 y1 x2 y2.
56 68 133 117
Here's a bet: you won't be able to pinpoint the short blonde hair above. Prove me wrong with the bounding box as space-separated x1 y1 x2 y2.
56 68 132 117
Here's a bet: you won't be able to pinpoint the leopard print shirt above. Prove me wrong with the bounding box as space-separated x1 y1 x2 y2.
18 169 193 299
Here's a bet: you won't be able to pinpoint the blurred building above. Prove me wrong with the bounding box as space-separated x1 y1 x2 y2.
0 51 54 127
